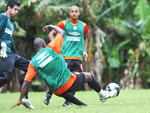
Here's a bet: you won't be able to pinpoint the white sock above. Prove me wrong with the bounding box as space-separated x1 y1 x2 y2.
99 89 105 96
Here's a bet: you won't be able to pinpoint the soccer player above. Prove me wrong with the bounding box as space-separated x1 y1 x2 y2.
0 0 35 109
44 5 88 106
11 24 115 109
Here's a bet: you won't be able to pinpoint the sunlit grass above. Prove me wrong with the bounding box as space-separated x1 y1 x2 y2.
0 90 150 113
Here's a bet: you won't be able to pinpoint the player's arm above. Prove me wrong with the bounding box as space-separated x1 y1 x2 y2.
10 81 31 109
43 25 65 37
49 30 57 41
83 23 89 61
10 62 37 109
48 21 65 41
84 36 88 53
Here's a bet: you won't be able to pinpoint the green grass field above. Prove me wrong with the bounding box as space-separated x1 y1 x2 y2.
0 89 150 113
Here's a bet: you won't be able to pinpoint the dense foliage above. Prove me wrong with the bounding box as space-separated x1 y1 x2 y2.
0 0 150 91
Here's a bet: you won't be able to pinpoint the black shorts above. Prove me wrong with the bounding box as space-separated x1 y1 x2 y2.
0 52 29 77
65 59 83 72
67 72 85 92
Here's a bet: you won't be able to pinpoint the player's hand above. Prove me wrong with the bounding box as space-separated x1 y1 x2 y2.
10 100 22 109
0 42 7 58
43 25 50 32
43 25 53 32
83 51 88 62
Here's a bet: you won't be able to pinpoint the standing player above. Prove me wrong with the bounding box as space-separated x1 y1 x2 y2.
44 5 88 107
0 0 35 109
11 25 115 109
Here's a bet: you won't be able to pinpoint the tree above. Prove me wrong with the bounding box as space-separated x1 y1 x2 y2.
1 0 150 92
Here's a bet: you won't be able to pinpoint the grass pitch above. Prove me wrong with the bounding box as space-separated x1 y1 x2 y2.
0 89 150 113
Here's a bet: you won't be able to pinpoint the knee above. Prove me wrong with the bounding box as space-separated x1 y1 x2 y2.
83 72 93 82
0 72 12 87
2 72 12 82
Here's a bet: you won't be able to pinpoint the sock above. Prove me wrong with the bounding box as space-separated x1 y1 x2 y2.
61 92 87 106
99 89 105 96
88 74 101 92
47 90 53 96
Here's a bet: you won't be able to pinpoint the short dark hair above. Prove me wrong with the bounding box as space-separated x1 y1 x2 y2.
6 0 20 11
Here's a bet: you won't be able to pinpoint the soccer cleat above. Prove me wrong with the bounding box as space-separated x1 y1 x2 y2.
43 94 52 105
99 89 118 102
22 98 35 109
99 90 111 102
62 101 73 107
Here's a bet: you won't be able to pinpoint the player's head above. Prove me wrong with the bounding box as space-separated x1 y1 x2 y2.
34 38 46 52
6 0 20 18
69 5 80 21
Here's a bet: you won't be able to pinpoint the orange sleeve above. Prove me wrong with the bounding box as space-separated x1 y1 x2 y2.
83 23 88 36
57 20 65 29
47 34 64 54
24 62 37 82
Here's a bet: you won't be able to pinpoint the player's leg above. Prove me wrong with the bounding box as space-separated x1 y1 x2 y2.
83 72 117 102
43 59 72 106
62 59 74 107
0 53 15 87
65 59 72 71
0 72 12 87
14 54 30 72
15 54 29 100
63 59 84 107
60 91 87 106
43 90 53 105
15 54 35 109
72 59 84 90
72 59 83 73
62 59 84 106
60 72 86 106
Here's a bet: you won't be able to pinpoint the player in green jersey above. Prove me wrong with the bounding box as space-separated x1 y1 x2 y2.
0 0 35 109
11 24 116 109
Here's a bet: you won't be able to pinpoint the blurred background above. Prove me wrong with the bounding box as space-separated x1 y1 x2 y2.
0 0 150 92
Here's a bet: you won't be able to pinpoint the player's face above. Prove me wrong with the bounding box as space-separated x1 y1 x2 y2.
9 5 20 17
69 7 80 21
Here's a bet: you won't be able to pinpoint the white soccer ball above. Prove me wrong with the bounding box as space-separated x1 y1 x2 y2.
106 83 120 97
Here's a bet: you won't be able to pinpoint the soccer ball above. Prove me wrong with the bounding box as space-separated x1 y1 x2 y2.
106 83 120 97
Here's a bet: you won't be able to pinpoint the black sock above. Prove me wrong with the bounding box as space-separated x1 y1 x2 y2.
60 92 87 106
47 90 53 96
88 74 101 92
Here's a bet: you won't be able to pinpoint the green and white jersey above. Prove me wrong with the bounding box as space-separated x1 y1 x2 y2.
0 13 15 53
61 19 84 59
31 47 72 91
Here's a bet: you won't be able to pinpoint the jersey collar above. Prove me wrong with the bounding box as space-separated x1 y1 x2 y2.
68 18 78 25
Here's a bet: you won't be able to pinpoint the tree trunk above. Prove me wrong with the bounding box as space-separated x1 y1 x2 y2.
85 24 106 89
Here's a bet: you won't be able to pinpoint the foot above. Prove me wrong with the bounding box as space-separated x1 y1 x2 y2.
99 90 111 102
43 94 51 105
62 101 72 107
99 89 118 102
22 98 35 109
